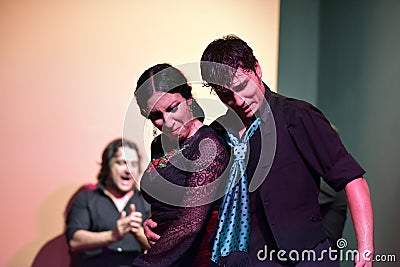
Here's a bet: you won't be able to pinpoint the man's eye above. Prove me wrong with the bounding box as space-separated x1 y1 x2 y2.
235 84 245 91
233 80 249 91
130 162 139 168
216 89 232 98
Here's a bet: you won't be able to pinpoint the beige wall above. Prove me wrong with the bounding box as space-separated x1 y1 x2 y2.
0 1 280 266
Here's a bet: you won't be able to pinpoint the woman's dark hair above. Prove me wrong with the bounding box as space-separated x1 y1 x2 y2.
97 138 141 185
135 63 204 122
200 34 258 89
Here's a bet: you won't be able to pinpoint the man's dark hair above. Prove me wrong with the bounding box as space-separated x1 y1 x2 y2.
97 138 141 185
200 34 258 89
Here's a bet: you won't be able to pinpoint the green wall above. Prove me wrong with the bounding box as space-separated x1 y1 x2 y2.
278 0 320 105
278 0 400 266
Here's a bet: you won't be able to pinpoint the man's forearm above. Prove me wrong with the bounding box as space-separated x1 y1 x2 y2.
69 229 116 252
345 178 374 255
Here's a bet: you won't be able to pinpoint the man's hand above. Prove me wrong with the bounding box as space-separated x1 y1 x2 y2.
128 204 144 236
111 209 133 241
128 204 151 250
355 248 374 267
69 204 146 252
143 218 160 246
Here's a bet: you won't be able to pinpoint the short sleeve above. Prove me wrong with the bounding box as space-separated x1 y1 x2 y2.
66 191 91 242
285 100 365 190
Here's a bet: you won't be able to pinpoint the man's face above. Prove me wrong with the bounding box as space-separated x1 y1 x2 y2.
106 147 139 194
214 65 265 122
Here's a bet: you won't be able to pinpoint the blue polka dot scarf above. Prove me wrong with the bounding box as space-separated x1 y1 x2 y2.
211 118 261 264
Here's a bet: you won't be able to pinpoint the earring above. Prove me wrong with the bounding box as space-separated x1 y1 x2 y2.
187 100 193 113
153 125 158 138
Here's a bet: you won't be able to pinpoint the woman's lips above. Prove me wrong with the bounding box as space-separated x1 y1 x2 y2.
170 127 181 135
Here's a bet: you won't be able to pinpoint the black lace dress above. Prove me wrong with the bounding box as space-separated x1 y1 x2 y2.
132 126 229 267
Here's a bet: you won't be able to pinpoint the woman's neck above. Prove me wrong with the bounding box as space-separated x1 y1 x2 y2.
187 119 204 138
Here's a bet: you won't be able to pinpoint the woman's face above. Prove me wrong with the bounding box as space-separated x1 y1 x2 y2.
146 92 196 140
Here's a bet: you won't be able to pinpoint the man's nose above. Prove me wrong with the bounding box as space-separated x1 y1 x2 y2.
123 164 130 172
233 93 245 106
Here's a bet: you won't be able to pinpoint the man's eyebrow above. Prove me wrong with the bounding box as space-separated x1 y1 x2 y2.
231 77 249 90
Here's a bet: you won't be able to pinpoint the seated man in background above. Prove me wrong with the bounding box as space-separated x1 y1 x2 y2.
66 138 150 267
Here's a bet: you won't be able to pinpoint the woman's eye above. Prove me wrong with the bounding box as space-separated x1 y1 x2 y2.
148 112 161 121
167 104 179 113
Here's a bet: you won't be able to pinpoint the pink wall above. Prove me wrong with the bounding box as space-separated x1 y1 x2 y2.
0 1 280 266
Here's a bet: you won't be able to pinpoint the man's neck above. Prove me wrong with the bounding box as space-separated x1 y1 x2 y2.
104 188 134 212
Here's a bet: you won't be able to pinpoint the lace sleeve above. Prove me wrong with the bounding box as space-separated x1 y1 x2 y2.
133 133 229 266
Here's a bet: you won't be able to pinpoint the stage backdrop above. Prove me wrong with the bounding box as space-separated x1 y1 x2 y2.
0 1 280 266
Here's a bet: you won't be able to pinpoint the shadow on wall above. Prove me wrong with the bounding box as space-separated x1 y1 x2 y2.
30 183 96 267
7 183 96 267
31 234 74 267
